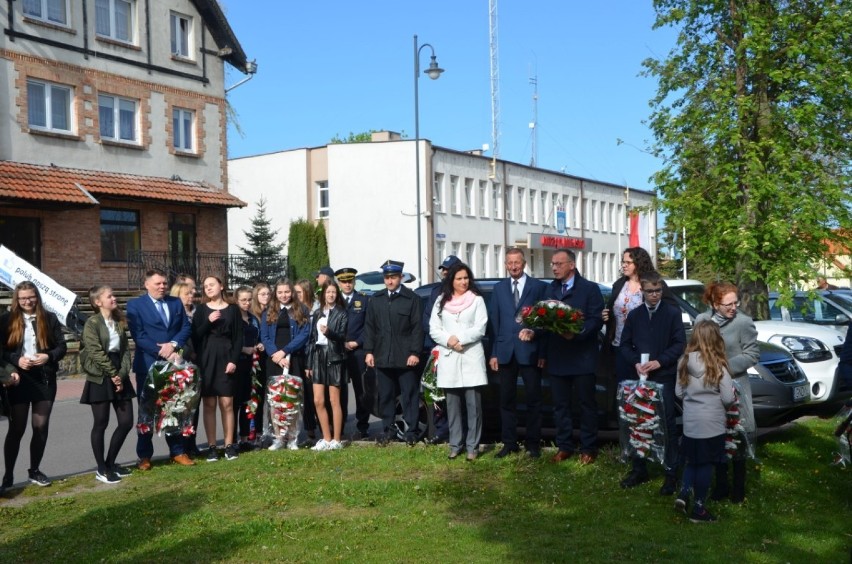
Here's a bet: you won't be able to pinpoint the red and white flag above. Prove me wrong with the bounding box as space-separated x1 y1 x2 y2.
628 211 651 250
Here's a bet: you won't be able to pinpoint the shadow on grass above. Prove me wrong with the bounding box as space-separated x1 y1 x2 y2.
0 488 251 562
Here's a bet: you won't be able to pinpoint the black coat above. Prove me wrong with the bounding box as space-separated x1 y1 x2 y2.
618 301 686 382
364 286 424 369
307 306 348 366
343 291 369 346
0 310 67 381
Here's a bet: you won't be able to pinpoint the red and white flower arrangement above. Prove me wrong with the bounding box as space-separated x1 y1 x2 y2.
725 381 754 460
618 380 667 463
244 351 263 441
831 402 852 467
421 348 445 404
265 373 303 447
517 300 584 335
139 359 200 437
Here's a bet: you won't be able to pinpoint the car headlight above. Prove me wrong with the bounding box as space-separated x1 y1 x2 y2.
768 335 832 363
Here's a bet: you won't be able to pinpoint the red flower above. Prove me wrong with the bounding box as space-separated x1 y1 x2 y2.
537 307 547 316
521 306 533 317
556 309 566 318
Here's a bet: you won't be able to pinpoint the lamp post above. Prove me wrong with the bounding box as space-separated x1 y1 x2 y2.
414 34 444 284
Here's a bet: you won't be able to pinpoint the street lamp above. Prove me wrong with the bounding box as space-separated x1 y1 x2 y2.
414 34 444 284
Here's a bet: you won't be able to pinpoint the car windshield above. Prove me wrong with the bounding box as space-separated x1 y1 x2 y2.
828 293 852 312
669 284 708 315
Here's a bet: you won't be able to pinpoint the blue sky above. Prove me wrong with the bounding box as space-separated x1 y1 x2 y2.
221 1 677 192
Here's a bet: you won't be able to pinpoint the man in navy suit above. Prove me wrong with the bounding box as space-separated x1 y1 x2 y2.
126 268 193 469
545 249 604 465
336 267 371 439
489 248 547 458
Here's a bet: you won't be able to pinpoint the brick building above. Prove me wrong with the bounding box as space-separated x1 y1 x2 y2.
0 0 249 290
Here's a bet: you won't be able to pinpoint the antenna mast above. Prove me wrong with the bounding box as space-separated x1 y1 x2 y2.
529 72 538 167
489 0 500 176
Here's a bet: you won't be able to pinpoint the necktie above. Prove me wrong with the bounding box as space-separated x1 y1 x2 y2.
155 300 169 326
512 280 519 308
562 282 569 296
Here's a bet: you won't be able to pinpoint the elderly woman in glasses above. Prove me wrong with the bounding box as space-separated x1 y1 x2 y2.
695 281 759 504
602 247 677 380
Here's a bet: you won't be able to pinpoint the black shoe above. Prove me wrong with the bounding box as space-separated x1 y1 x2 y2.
376 433 390 447
185 446 202 458
95 470 122 484
495 445 519 459
429 435 448 445
405 434 418 447
109 465 132 478
689 504 717 523
2 475 13 490
659 475 678 496
206 446 220 462
620 470 650 489
28 469 51 487
238 441 253 453
224 444 239 461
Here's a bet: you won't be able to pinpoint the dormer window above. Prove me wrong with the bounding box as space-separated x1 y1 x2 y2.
170 12 193 59
95 0 134 43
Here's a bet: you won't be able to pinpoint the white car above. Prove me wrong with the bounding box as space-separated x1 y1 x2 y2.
666 279 847 404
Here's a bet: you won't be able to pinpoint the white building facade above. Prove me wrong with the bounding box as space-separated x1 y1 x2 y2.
228 132 656 286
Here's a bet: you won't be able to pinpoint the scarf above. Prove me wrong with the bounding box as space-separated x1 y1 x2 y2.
442 290 476 314
711 311 731 328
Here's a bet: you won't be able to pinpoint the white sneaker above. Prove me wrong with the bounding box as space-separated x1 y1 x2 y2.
268 439 284 451
328 440 343 450
287 441 299 451
311 439 329 451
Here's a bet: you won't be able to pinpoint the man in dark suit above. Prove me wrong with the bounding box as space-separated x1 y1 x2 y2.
126 268 193 469
619 270 686 494
546 248 604 465
364 259 424 446
489 247 547 458
336 267 371 439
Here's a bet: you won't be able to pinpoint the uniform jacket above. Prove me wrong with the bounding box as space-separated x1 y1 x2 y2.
259 306 311 357
543 273 604 376
489 275 547 365
307 306 349 366
126 294 191 377
429 294 488 388
364 285 424 369
619 301 686 382
0 310 67 381
80 314 132 385
343 291 368 347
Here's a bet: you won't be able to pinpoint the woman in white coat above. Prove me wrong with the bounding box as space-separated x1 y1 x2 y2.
429 263 488 460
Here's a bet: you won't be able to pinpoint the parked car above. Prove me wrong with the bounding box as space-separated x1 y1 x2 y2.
768 290 852 335
354 270 416 294
666 280 850 406
369 278 811 442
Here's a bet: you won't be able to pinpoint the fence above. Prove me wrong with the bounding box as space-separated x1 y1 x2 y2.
127 251 288 289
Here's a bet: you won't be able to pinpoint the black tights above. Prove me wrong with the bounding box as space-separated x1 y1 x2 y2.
90 400 134 473
4 400 53 480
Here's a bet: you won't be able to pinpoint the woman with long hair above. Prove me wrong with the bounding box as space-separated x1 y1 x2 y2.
79 285 135 484
293 278 319 440
171 282 196 321
305 281 348 451
695 282 759 503
259 278 311 450
233 286 262 449
603 247 676 380
675 321 735 522
429 263 488 461
0 281 67 488
247 283 270 440
192 276 243 462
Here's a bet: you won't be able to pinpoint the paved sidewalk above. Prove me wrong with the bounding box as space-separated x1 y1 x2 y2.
56 377 86 402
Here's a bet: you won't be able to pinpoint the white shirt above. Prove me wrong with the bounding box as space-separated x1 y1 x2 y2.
22 314 37 357
149 295 169 323
105 317 121 352
510 274 527 299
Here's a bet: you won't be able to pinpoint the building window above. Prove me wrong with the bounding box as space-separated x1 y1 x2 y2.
517 187 526 222
529 189 537 224
23 0 68 25
616 204 624 234
435 241 446 271
96 0 134 43
592 200 600 231
433 173 444 213
552 194 560 228
505 185 514 221
170 12 192 57
172 108 194 152
492 183 502 220
479 180 488 217
98 94 137 142
317 181 329 218
451 241 461 259
27 80 72 133
479 244 488 278
450 175 460 214
100 208 140 262
493 245 502 277
464 178 474 216
465 243 475 270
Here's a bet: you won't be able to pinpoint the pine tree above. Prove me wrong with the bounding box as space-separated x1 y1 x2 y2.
236 197 287 284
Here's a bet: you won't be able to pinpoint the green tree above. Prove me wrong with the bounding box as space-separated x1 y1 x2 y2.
644 0 852 318
287 219 329 281
236 197 287 284
329 130 377 144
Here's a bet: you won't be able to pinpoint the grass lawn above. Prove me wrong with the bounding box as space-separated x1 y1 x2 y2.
0 417 849 563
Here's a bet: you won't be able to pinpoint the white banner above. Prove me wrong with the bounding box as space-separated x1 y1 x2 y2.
0 245 77 326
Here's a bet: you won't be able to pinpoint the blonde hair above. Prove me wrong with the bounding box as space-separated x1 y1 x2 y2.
678 320 729 388
88 285 124 324
251 283 270 318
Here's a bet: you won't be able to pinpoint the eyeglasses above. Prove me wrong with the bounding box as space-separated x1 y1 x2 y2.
550 261 569 267
718 301 740 309
621 260 634 265
642 288 663 295
17 296 37 302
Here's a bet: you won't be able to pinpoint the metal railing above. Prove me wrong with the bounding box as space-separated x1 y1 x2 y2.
127 251 288 289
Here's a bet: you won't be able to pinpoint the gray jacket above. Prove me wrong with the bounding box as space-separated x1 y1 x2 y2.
695 311 760 380
676 352 735 438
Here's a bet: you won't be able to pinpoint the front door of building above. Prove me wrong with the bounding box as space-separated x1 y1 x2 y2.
168 213 196 278
0 216 41 268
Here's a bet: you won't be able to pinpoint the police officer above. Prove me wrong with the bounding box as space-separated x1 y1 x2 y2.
336 267 372 439
364 260 424 445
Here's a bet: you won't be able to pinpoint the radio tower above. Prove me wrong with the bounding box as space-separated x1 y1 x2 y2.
488 0 500 177
529 72 538 167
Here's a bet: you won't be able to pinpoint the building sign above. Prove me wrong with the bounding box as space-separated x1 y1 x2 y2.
556 206 566 234
527 233 591 251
